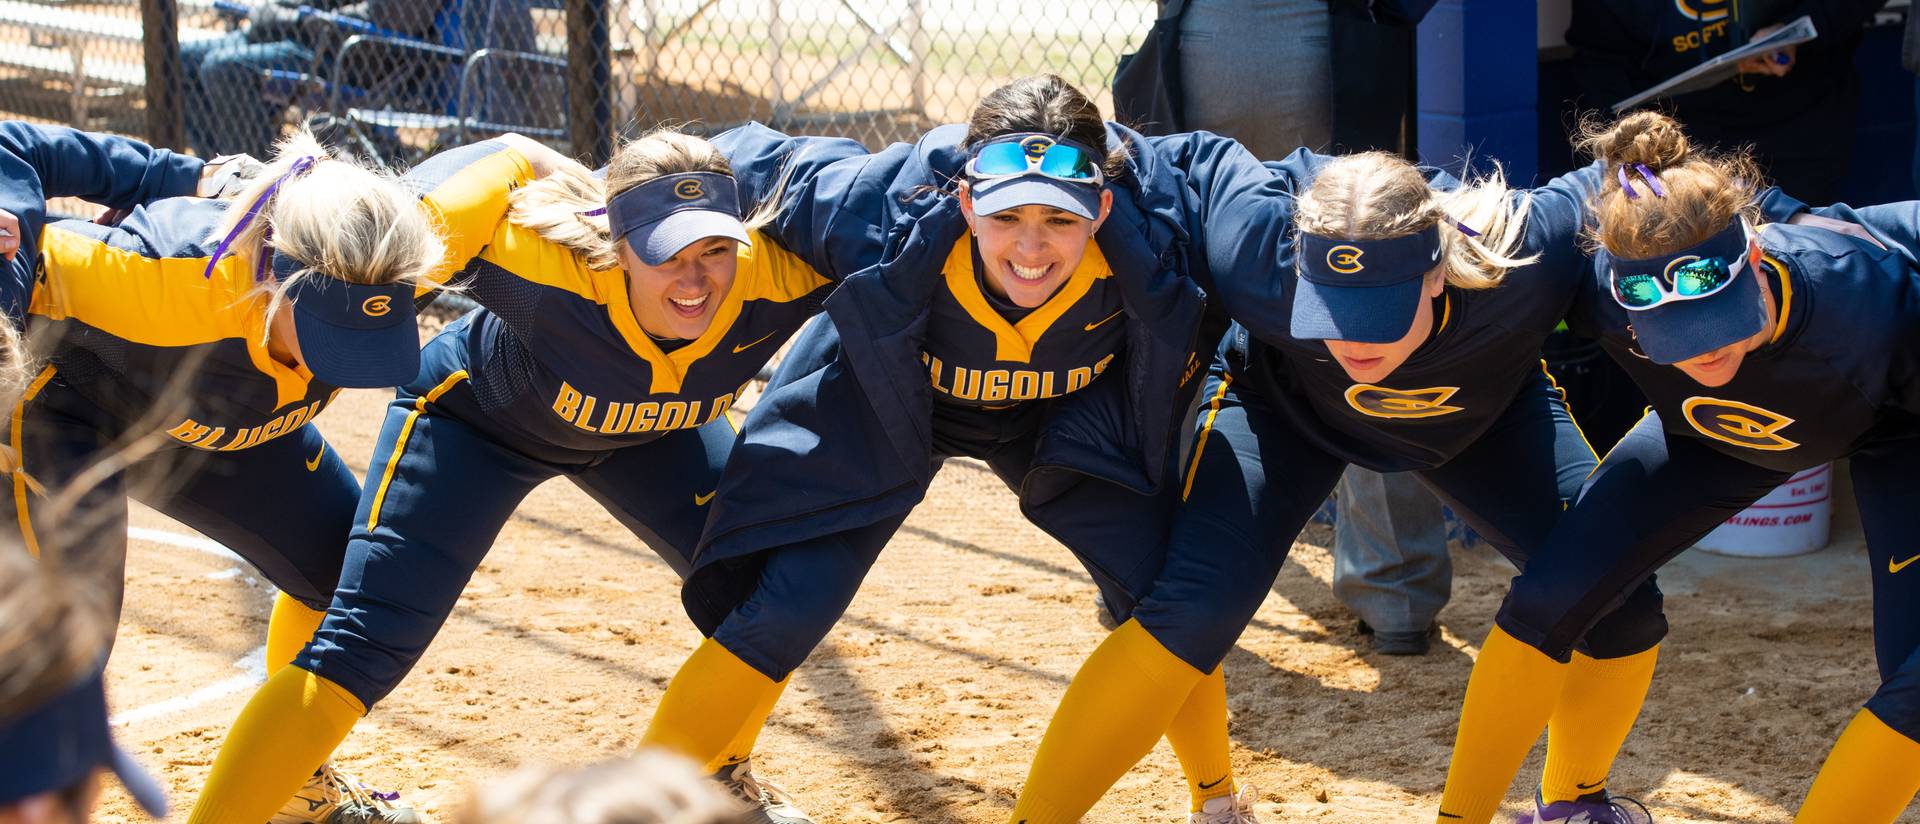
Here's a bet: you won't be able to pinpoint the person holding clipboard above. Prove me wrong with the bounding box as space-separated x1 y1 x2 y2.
1565 0 1884 204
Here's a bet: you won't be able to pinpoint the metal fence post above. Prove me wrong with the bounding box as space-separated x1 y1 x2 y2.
566 0 614 166
906 0 925 124
140 0 184 149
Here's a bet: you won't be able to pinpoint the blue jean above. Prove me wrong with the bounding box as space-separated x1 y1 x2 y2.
1177 0 1332 157
1332 467 1450 634
179 33 313 157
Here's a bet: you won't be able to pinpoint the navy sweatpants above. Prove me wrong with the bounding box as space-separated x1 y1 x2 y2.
299 376 735 709
5 370 362 615
1126 352 1668 673
695 398 1138 682
1499 414 1920 741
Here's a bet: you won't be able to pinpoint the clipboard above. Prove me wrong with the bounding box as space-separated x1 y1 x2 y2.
1613 16 1819 112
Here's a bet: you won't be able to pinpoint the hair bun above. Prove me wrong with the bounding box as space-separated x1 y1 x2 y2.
1585 111 1690 171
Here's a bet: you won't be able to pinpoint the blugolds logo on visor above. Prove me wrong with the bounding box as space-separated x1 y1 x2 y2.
361 296 392 317
1682 396 1799 451
1344 384 1464 419
1327 245 1365 275
674 179 705 200
1021 136 1054 159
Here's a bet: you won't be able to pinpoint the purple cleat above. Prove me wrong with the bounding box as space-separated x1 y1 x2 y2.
1517 789 1652 824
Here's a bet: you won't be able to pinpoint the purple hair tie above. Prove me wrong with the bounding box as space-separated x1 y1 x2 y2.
1617 162 1666 201
1454 220 1482 238
204 155 319 280
577 206 608 217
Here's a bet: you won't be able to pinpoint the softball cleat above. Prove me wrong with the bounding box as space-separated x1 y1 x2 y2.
269 763 420 824
1520 789 1652 824
713 760 816 824
1188 785 1259 823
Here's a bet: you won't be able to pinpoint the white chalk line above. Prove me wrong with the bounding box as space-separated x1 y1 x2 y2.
111 645 267 728
115 527 273 727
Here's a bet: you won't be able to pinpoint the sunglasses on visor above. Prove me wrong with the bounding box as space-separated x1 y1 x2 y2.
1610 254 1744 310
965 141 1104 186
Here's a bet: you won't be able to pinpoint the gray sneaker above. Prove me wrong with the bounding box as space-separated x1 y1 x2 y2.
268 763 420 824
714 760 816 824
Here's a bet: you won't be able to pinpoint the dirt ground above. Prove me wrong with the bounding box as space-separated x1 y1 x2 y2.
92 384 1914 824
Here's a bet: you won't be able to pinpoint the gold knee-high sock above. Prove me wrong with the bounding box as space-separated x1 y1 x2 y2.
1435 626 1569 824
186 668 365 824
1009 620 1205 824
640 638 784 773
265 593 327 674
1165 666 1234 810
1539 646 1659 803
1793 709 1920 824
714 674 791 770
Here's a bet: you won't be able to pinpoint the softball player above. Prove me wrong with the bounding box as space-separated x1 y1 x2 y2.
1433 112 1920 824
633 74 1213 820
1005 130 1813 823
1 123 441 824
185 131 840 824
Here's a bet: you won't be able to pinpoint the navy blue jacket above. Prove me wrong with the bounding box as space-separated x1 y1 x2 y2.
0 123 203 324
1570 214 1920 472
685 122 1207 619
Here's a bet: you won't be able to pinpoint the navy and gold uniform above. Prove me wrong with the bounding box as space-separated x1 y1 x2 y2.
1000 134 1796 822
0 126 368 618
292 140 833 711
629 120 1204 796
921 236 1124 407
669 121 1205 689
1117 134 1656 673
1497 218 1920 753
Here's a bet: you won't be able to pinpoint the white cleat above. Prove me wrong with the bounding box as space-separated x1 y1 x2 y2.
1188 785 1259 824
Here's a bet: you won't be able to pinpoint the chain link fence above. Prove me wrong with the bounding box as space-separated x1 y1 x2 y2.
0 0 1155 167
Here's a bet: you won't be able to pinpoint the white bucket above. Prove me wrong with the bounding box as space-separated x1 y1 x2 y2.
1695 464 1833 558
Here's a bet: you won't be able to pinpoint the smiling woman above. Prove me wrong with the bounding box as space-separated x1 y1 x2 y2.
633 74 1212 823
182 129 843 824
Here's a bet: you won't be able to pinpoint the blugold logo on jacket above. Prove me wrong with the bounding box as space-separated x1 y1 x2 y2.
1327 245 1364 274
1344 384 1463 419
674 178 705 199
361 295 392 317
1681 396 1799 451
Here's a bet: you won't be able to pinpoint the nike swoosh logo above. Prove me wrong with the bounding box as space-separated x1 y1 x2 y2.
732 330 777 354
1083 309 1124 332
1198 776 1228 790
694 490 716 506
305 445 325 472
1892 553 1920 574
1577 779 1605 790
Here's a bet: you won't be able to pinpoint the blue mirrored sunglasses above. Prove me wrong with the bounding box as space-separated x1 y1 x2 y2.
965 141 1103 186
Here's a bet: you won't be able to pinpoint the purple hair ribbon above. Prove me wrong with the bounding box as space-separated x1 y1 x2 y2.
1616 162 1666 201
1454 220 1482 238
203 155 319 280
577 206 608 217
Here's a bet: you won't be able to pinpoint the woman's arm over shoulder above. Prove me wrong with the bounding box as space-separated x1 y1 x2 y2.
406 139 538 285
713 123 886 280
0 122 203 211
